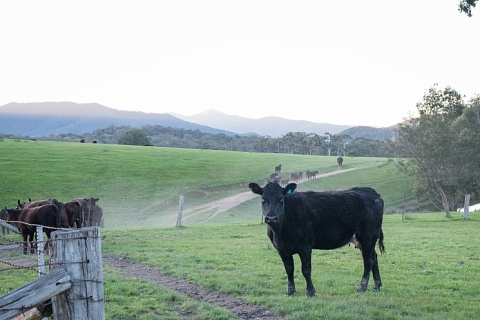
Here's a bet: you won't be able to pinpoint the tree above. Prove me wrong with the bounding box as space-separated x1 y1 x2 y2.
452 95 480 219
459 0 478 16
394 85 466 218
118 129 151 146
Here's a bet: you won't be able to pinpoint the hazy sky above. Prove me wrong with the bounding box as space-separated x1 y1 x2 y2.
1 1 479 127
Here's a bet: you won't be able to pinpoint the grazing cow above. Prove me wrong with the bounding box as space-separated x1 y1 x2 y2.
6 204 66 254
248 181 385 296
337 156 344 167
275 164 282 174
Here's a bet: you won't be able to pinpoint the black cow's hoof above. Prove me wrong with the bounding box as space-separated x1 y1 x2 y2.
286 289 296 296
373 280 382 291
357 284 368 292
306 290 316 297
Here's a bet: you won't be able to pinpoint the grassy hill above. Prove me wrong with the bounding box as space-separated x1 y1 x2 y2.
0 139 413 228
0 139 412 228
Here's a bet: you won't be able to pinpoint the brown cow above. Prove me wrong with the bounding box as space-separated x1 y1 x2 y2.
6 204 66 254
25 199 69 228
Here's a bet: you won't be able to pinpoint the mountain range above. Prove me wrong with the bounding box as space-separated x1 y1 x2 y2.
0 102 395 139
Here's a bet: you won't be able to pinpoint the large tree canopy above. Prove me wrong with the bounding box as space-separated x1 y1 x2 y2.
395 85 480 218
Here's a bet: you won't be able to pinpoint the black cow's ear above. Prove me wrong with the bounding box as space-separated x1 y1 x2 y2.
284 183 297 195
248 183 263 195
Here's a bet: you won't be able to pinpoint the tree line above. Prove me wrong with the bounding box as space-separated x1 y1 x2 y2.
5 124 392 158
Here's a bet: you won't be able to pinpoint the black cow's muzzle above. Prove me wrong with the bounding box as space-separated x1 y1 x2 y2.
264 216 278 224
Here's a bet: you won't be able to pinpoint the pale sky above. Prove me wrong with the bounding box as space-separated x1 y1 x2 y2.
1 1 479 127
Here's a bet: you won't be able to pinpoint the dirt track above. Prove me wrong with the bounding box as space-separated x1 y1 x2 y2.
181 167 358 223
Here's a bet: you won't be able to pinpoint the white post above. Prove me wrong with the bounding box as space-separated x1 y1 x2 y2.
176 196 184 227
36 226 45 277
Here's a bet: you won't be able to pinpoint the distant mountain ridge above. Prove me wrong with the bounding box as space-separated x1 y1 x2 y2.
0 102 395 139
173 109 353 138
0 102 236 137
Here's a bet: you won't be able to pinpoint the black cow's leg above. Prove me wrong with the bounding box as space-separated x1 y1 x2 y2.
279 254 296 296
357 239 375 292
371 250 382 291
299 251 316 297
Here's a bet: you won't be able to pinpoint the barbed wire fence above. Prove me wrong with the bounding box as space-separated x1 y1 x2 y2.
0 221 105 319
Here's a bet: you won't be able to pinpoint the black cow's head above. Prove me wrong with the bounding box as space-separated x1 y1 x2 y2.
249 181 297 225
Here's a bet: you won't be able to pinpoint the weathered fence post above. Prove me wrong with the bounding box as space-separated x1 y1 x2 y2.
176 195 184 227
50 227 105 319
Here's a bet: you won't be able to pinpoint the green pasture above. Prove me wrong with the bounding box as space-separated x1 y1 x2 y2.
0 139 411 228
2 213 479 319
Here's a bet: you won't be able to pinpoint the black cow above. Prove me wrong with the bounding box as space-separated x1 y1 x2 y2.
64 200 82 228
248 181 385 296
337 156 344 167
275 164 282 174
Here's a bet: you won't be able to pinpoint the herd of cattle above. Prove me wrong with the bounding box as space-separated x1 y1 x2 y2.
271 165 322 187
0 197 103 254
272 158 343 187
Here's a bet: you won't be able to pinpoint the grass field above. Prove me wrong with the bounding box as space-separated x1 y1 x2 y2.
0 139 412 228
2 139 478 319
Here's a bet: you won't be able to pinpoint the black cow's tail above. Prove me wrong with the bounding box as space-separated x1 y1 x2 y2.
378 228 386 254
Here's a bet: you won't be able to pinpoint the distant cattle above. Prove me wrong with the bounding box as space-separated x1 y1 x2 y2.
275 164 282 174
306 170 318 179
337 156 344 167
269 173 280 182
6 204 69 254
290 172 302 182
248 181 385 296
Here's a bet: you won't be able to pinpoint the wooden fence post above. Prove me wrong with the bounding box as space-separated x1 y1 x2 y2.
50 227 105 319
176 195 184 227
